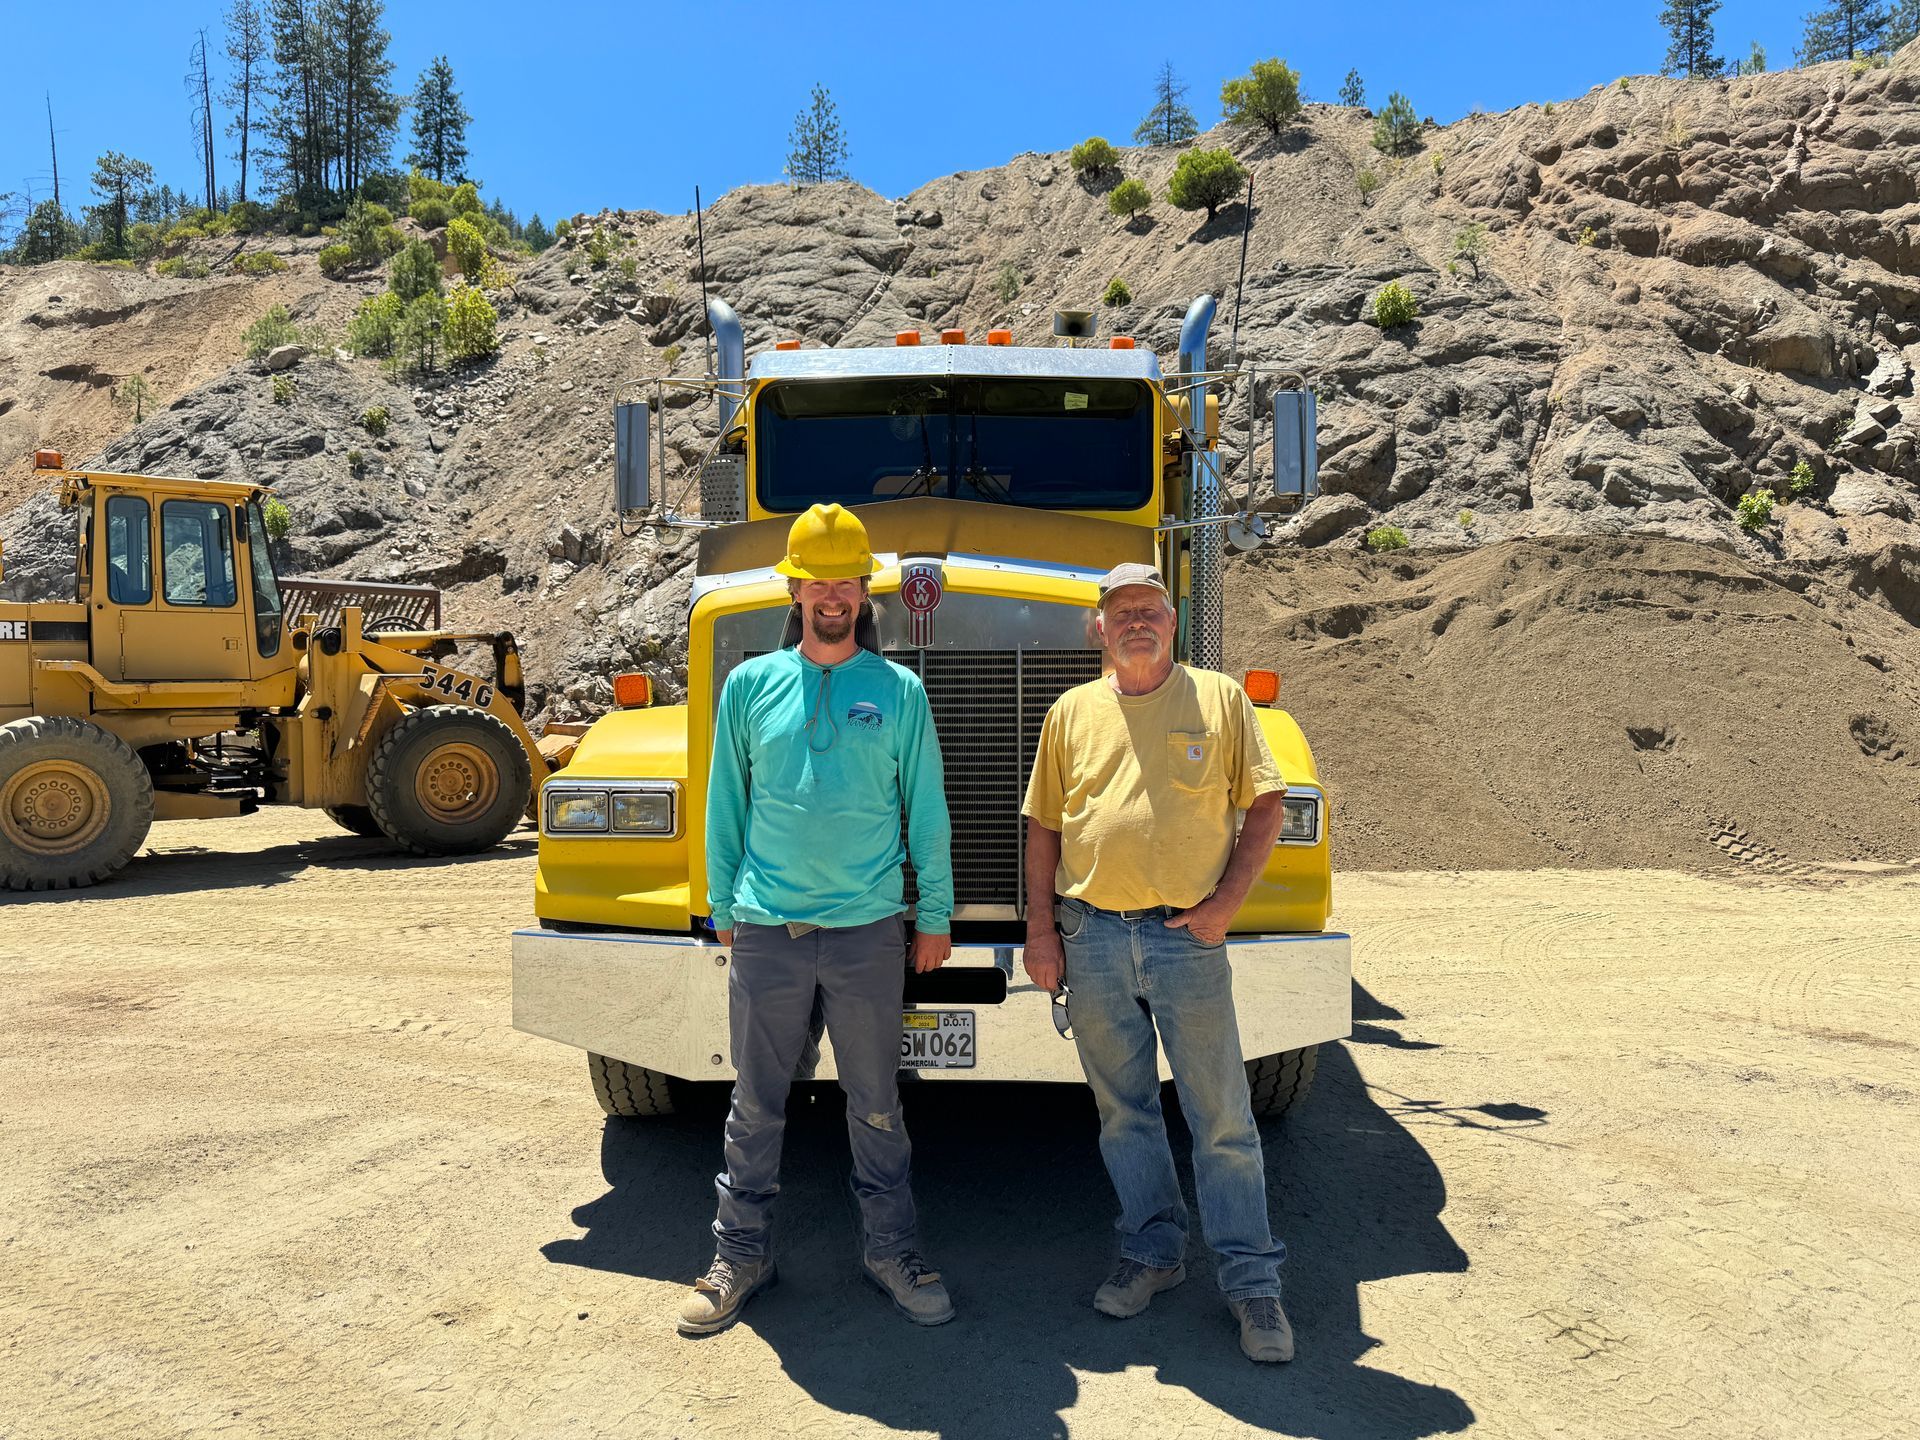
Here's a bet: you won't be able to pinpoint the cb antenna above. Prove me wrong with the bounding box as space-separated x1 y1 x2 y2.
1229 173 1255 364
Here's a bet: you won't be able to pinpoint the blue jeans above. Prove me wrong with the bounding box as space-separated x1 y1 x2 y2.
713 914 918 1264
1058 896 1285 1300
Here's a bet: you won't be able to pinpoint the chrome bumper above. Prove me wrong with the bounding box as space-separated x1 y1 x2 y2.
511 928 1353 1084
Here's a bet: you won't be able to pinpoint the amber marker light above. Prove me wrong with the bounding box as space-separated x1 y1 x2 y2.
612 672 653 708
1243 668 1280 705
940 328 966 344
1110 336 1136 349
895 330 922 346
986 329 1013 346
774 338 801 351
34 450 64 469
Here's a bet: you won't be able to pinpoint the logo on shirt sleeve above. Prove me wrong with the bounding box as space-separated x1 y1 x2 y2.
847 700 885 730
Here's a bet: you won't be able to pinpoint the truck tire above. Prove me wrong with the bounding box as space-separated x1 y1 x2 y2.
1245 1045 1320 1119
365 706 531 856
589 1053 681 1117
324 804 383 838
0 715 155 891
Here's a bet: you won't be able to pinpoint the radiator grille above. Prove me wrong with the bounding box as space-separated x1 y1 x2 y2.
905 648 1102 915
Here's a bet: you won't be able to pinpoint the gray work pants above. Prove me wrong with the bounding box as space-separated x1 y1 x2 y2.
712 913 918 1263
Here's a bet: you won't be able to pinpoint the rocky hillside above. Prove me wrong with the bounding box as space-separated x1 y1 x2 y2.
2 48 1917 865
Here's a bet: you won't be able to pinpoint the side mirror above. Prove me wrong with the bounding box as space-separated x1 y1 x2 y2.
1271 390 1318 502
615 402 651 515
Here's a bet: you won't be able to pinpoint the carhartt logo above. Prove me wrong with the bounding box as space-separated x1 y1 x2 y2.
1187 744 1204 762
847 701 884 730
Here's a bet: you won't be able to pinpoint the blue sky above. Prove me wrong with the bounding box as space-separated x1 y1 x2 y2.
4 0 1820 227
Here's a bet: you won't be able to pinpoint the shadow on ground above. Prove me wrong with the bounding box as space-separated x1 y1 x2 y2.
546 982 1500 1438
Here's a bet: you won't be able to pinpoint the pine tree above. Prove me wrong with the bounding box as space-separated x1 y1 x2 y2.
264 0 326 213
1661 0 1724 76
1798 0 1890 62
1371 92 1422 157
223 0 269 205
1134 61 1199 146
785 84 850 184
408 57 471 184
1220 58 1303 137
331 0 399 195
1338 69 1366 108
90 152 155 253
523 213 552 251
19 198 80 263
1886 0 1919 48
1735 40 1768 73
187 31 218 209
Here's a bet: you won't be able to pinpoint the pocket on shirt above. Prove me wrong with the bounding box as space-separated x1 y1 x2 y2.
1166 731 1222 794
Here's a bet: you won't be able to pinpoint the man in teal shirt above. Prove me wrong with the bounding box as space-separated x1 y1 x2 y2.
679 504 956 1336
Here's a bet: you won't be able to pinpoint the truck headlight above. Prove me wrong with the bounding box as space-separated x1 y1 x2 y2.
612 787 676 835
545 789 610 833
1276 789 1322 845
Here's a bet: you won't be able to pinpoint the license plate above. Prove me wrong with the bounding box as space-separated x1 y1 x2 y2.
899 1010 975 1070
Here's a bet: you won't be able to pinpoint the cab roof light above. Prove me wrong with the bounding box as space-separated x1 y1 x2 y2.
774 338 802 351
986 328 1013 346
1110 336 1136 349
34 449 64 470
940 328 966 345
895 329 922 346
1243 668 1280 705
612 672 653 708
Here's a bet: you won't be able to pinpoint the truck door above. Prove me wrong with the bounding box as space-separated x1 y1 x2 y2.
90 491 156 683
121 497 249 682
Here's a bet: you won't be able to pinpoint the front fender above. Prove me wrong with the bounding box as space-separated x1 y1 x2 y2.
1236 707 1332 933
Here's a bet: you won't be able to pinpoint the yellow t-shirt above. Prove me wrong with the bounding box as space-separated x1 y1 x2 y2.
1021 664 1286 911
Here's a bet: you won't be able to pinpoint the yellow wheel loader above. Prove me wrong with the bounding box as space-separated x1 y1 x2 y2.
0 452 553 890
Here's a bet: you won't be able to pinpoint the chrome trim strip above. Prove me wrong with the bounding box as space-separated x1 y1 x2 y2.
1274 784 1325 848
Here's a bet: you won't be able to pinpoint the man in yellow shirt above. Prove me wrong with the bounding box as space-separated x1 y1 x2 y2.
1021 562 1294 1364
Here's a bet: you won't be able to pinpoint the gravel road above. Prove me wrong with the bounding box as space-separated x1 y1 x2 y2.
3 812 1915 1440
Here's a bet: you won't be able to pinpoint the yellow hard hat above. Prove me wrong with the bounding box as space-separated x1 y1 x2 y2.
775 503 880 580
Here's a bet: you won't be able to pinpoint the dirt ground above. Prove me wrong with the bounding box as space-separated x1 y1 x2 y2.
2 810 1916 1440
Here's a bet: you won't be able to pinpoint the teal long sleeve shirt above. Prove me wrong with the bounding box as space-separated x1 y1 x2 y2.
706 646 953 935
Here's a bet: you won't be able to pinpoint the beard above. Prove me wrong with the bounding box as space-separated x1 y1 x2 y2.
807 604 856 645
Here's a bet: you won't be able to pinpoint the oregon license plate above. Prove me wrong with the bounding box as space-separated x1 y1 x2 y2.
899 1010 975 1070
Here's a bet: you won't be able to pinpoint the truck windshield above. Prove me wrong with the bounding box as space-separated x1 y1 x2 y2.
754 377 1154 513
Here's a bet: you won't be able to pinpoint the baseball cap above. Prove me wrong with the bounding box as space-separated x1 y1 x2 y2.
1098 562 1171 605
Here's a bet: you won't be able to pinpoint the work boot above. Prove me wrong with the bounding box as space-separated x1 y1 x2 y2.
1093 1258 1187 1318
862 1249 955 1326
1228 1295 1295 1363
676 1254 776 1336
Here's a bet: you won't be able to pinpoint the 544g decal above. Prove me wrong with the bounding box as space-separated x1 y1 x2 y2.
418 663 495 709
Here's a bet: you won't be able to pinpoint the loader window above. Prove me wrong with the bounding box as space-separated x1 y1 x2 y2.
160 499 238 608
104 495 152 605
755 377 1154 513
246 499 284 658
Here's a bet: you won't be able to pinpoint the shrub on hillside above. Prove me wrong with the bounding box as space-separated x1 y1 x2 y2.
1736 489 1776 531
1102 277 1132 306
347 292 406 357
1787 460 1817 497
262 495 292 541
1166 148 1247 220
1108 178 1152 226
361 404 391 438
1070 137 1119 179
156 256 211 279
230 250 288 275
271 374 297 406
586 233 612 269
553 217 573 243
1365 524 1410 552
318 243 354 278
444 284 500 362
243 305 301 359
447 216 488 280
1356 169 1381 205
1372 280 1418 329
390 240 443 303
388 293 448 378
994 262 1022 303
410 197 451 230
449 182 482 217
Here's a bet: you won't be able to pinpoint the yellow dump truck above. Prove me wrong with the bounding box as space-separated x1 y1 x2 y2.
0 455 548 889
512 298 1350 1118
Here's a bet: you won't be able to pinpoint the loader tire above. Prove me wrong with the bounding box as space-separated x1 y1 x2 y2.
1245 1045 1320 1120
324 804 383 838
589 1053 681 1117
0 715 155 891
365 706 531 856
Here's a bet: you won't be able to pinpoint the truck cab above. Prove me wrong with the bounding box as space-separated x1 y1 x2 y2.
512 298 1351 1118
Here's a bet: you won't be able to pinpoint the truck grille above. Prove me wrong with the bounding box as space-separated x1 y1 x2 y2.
900 648 1102 916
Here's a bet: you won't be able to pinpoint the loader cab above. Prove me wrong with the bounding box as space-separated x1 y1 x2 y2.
74 474 293 687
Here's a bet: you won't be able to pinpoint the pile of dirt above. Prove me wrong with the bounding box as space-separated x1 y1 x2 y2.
1226 535 1920 869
